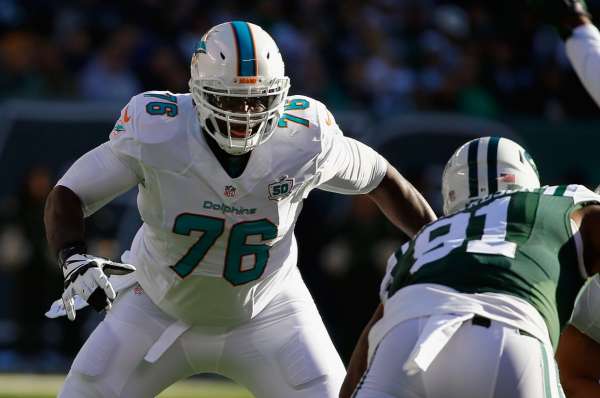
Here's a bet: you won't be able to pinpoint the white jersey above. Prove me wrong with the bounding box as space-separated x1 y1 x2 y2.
58 91 387 326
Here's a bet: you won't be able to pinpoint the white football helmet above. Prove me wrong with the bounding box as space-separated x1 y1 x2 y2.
189 21 290 155
442 137 540 215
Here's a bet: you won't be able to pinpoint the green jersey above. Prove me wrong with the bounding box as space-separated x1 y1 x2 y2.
387 184 600 347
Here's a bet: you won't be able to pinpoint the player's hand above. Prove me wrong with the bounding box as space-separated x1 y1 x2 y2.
528 0 591 38
61 253 136 321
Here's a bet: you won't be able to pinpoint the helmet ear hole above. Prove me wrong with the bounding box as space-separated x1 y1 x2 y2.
220 52 226 60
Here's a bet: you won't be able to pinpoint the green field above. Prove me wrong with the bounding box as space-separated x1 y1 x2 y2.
0 374 254 398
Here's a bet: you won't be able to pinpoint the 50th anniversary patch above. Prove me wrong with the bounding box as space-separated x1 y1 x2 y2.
268 176 294 201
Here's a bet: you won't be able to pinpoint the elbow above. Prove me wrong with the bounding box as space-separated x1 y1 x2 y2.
366 165 437 237
44 187 62 252
43 186 61 228
366 164 400 201
44 185 84 249
44 186 81 220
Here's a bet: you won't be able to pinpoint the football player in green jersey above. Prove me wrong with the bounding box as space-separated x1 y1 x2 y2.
341 136 600 398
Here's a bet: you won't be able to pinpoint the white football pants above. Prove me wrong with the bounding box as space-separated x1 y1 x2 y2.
353 316 565 398
59 267 345 398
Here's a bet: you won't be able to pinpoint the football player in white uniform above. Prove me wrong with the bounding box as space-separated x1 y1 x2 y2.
44 21 436 397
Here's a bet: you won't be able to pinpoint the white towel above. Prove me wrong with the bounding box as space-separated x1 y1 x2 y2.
144 320 190 363
403 313 474 375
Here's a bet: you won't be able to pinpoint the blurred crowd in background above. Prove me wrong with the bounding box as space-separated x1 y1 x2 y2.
2 0 600 117
1 0 600 374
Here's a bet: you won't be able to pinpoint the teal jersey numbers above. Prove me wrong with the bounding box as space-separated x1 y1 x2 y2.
388 186 594 347
225 219 277 285
277 98 310 128
144 92 178 117
171 214 277 286
169 214 224 278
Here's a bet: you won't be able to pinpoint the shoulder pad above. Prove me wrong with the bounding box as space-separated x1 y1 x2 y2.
277 95 341 135
111 91 193 144
109 91 195 172
272 95 343 151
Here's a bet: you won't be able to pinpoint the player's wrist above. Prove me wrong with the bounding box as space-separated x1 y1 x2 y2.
563 14 593 39
529 0 593 39
57 241 88 269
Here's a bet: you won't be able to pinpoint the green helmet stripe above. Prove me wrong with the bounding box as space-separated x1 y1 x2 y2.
487 137 500 193
467 139 479 197
505 190 538 244
553 185 568 197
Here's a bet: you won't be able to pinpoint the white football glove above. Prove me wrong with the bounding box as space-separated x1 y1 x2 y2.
61 253 136 321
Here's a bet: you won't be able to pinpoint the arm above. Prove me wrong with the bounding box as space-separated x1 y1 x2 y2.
44 144 140 319
44 185 85 256
339 304 383 398
317 134 437 237
366 164 436 237
528 1 600 106
556 325 600 398
565 20 600 108
558 205 600 395
341 250 402 397
528 0 591 38
571 204 600 275
45 143 141 253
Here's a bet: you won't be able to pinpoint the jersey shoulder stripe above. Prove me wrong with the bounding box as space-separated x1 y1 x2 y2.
542 184 600 205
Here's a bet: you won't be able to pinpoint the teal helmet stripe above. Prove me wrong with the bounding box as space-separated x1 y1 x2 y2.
487 137 500 193
194 39 207 54
231 21 257 76
467 139 479 197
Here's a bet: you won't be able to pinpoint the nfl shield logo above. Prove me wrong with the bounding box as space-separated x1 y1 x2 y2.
224 185 236 198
